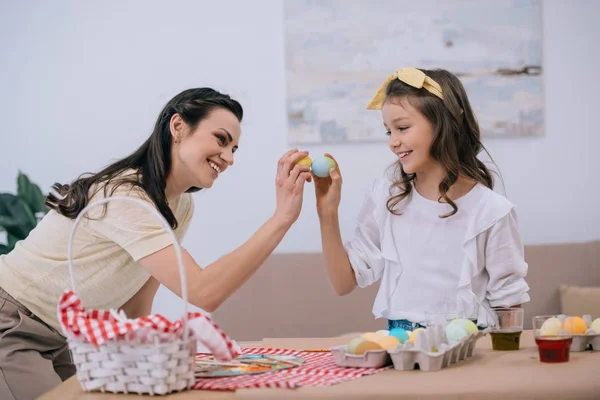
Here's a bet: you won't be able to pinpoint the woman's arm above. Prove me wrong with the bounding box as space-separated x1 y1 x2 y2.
139 149 312 312
139 214 291 312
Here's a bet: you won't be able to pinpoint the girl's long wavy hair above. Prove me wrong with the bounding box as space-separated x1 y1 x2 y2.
385 68 497 218
45 88 243 229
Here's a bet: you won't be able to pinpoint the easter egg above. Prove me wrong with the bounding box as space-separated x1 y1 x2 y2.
347 337 367 354
311 155 336 178
376 336 400 350
375 329 390 337
360 332 381 342
540 317 562 336
409 328 426 344
462 319 479 334
325 156 336 168
445 323 468 343
448 318 478 334
590 318 600 333
296 155 312 167
389 327 410 343
354 340 383 354
563 316 587 335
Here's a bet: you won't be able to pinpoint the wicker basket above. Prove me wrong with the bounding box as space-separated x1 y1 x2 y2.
63 196 196 395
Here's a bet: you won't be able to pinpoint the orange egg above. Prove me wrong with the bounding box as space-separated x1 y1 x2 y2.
376 336 400 350
563 316 587 334
354 340 383 354
346 337 367 354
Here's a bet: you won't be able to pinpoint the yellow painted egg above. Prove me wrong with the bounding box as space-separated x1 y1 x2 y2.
462 319 479 334
296 156 312 167
409 328 426 344
354 340 383 355
589 318 600 333
376 336 400 350
563 316 587 335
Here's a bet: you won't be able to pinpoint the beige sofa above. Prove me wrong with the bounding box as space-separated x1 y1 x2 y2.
212 241 600 340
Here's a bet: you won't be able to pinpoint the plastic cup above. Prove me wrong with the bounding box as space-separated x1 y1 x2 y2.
532 315 573 363
490 308 524 350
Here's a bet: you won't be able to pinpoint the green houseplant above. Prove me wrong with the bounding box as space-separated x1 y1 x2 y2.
0 171 49 254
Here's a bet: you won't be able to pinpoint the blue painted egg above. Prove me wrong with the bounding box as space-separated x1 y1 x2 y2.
389 327 410 343
311 156 336 178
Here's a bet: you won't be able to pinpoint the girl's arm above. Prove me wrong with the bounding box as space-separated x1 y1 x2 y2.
485 208 530 308
314 156 385 295
318 211 357 296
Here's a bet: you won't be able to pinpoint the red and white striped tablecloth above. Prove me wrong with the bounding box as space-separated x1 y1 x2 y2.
193 347 390 390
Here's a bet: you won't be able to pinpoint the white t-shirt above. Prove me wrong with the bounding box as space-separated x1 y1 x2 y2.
345 177 530 326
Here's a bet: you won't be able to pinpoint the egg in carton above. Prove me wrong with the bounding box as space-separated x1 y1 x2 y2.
388 323 489 372
330 345 391 368
537 315 600 352
330 331 397 368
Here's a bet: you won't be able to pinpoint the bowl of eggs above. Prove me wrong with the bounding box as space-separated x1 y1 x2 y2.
537 314 600 351
331 319 489 372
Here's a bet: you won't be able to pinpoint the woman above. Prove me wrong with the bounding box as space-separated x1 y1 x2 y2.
0 87 312 400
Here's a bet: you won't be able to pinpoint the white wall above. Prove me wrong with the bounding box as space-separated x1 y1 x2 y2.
1 0 598 318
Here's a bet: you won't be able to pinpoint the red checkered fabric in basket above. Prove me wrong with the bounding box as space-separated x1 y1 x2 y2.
57 290 239 361
193 347 391 390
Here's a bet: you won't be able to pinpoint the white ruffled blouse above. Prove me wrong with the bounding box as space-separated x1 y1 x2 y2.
345 177 530 327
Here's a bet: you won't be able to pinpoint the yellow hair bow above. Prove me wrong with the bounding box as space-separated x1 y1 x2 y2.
365 67 444 110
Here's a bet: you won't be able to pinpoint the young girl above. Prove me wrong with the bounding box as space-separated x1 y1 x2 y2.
314 67 530 332
0 88 312 400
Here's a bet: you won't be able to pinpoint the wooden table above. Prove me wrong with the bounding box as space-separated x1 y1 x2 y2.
41 331 599 399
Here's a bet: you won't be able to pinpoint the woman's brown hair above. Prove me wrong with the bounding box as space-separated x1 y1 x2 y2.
45 88 243 229
384 68 496 218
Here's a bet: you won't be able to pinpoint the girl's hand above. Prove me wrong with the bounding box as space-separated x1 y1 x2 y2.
313 153 342 217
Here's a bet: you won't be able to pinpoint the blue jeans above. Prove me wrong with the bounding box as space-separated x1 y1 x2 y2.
387 319 486 331
387 319 426 331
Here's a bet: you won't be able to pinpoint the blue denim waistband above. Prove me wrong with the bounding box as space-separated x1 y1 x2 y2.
387 318 485 331
387 319 426 331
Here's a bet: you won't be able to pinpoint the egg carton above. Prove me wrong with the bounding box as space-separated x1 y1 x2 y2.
538 314 600 352
387 325 489 372
569 315 599 352
570 331 600 351
330 326 489 372
330 345 392 368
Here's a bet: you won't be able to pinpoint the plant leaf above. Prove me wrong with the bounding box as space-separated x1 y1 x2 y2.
0 244 11 255
7 233 19 249
0 193 36 239
17 171 49 215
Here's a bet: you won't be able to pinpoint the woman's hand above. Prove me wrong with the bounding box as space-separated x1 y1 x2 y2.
272 149 312 226
313 153 342 218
